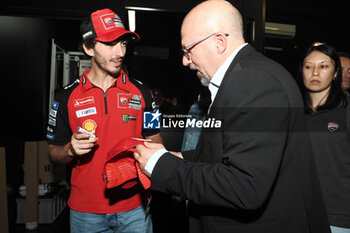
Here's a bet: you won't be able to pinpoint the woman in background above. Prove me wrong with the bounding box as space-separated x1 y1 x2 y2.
297 42 350 233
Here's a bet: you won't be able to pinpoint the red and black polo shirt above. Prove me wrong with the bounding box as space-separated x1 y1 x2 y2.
47 69 158 213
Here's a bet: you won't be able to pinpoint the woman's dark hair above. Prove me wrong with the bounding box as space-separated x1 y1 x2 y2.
296 42 347 113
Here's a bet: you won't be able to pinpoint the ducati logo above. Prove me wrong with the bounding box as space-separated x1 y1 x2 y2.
104 17 112 25
120 97 127 105
327 122 339 132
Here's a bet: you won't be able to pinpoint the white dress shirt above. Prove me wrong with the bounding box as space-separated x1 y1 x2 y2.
144 43 248 176
208 43 248 112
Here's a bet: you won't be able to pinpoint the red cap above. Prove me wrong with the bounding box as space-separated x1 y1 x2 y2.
103 137 150 190
81 8 140 42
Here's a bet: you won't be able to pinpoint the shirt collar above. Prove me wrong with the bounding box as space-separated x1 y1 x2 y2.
80 69 130 93
209 43 248 104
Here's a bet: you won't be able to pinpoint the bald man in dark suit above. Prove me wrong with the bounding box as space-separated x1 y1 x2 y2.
134 1 331 232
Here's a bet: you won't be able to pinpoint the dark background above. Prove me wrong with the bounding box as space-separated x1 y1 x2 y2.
1 0 348 141
0 0 349 231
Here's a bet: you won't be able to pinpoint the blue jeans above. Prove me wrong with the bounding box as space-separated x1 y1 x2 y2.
181 102 206 151
331 226 350 233
70 205 153 233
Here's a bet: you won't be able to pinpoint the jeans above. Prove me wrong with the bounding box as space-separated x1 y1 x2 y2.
331 226 350 233
70 205 153 233
181 102 206 151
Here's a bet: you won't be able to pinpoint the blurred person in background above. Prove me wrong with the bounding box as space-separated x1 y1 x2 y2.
338 52 350 95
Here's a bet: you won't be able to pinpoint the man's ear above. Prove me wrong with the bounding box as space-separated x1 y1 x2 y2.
82 43 94 57
215 33 227 55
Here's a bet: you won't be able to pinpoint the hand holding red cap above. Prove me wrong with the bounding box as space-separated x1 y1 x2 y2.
103 137 151 190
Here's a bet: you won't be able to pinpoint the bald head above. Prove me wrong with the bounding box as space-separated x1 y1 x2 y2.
180 0 245 81
181 0 244 48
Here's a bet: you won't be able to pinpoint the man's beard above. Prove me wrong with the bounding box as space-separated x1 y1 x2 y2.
200 74 211 87
190 64 211 87
94 53 123 77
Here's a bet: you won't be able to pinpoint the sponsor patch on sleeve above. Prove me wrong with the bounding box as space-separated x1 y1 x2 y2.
50 109 57 118
52 101 59 110
48 116 56 126
46 133 55 140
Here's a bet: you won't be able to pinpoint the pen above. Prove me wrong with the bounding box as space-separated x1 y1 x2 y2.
76 126 96 138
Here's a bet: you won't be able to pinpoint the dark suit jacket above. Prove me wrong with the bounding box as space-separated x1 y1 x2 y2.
151 44 331 233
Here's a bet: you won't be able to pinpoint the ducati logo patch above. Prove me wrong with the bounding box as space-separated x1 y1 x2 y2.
120 97 128 105
100 13 124 30
327 122 339 132
104 17 112 25
117 93 142 110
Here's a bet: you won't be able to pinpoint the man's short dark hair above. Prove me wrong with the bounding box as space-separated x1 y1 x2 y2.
338 51 350 59
79 39 96 57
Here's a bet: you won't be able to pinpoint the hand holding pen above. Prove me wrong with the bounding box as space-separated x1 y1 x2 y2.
68 127 98 157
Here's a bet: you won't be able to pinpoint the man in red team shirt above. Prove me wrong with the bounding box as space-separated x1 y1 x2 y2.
47 8 162 233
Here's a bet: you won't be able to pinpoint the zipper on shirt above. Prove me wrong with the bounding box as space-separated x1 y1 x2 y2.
104 91 108 114
93 81 117 115
103 84 117 114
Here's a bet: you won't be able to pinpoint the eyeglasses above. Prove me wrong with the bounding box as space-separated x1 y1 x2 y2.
182 32 229 59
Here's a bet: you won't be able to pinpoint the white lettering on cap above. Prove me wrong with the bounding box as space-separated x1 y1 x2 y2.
83 31 94 39
113 14 124 28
